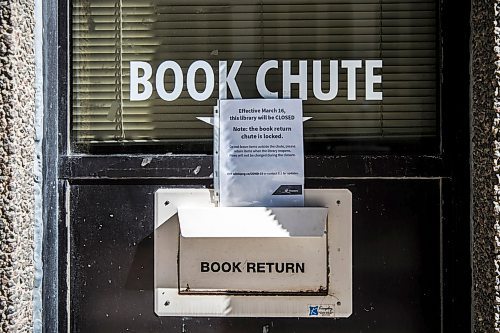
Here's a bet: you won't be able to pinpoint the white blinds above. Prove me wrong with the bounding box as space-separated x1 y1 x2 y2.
72 0 437 146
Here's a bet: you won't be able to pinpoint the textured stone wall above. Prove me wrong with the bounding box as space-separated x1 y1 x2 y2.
474 0 498 332
495 2 500 331
0 0 36 332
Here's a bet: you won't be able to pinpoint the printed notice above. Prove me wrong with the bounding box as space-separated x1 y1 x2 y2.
219 99 304 207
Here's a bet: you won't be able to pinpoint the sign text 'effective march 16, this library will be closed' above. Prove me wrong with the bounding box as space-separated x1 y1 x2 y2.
219 99 304 207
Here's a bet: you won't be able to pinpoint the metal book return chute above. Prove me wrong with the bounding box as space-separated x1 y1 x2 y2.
154 99 352 318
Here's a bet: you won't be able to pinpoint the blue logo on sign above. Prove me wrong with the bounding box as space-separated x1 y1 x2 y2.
309 306 319 316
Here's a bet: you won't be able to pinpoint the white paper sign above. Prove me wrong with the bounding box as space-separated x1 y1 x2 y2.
219 99 304 207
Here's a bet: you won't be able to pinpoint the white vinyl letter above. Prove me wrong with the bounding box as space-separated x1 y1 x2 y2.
156 61 183 101
365 60 383 100
130 61 153 101
187 61 215 101
313 60 338 101
256 60 279 98
283 60 308 100
219 61 242 99
341 60 362 101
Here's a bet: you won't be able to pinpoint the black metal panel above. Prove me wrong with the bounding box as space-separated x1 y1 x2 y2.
69 180 440 333
305 155 446 179
60 155 445 180
440 0 472 330
60 155 214 180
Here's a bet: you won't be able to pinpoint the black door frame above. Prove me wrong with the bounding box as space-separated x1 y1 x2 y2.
42 0 472 331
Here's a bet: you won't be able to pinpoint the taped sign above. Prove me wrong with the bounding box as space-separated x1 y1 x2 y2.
218 99 304 207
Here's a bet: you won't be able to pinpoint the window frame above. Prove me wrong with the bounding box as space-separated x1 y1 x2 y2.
69 0 442 156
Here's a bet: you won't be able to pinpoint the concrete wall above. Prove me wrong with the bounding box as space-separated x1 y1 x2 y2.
472 0 499 332
0 0 35 332
494 3 500 332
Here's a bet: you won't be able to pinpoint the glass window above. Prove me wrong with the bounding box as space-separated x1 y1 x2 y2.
72 0 437 153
